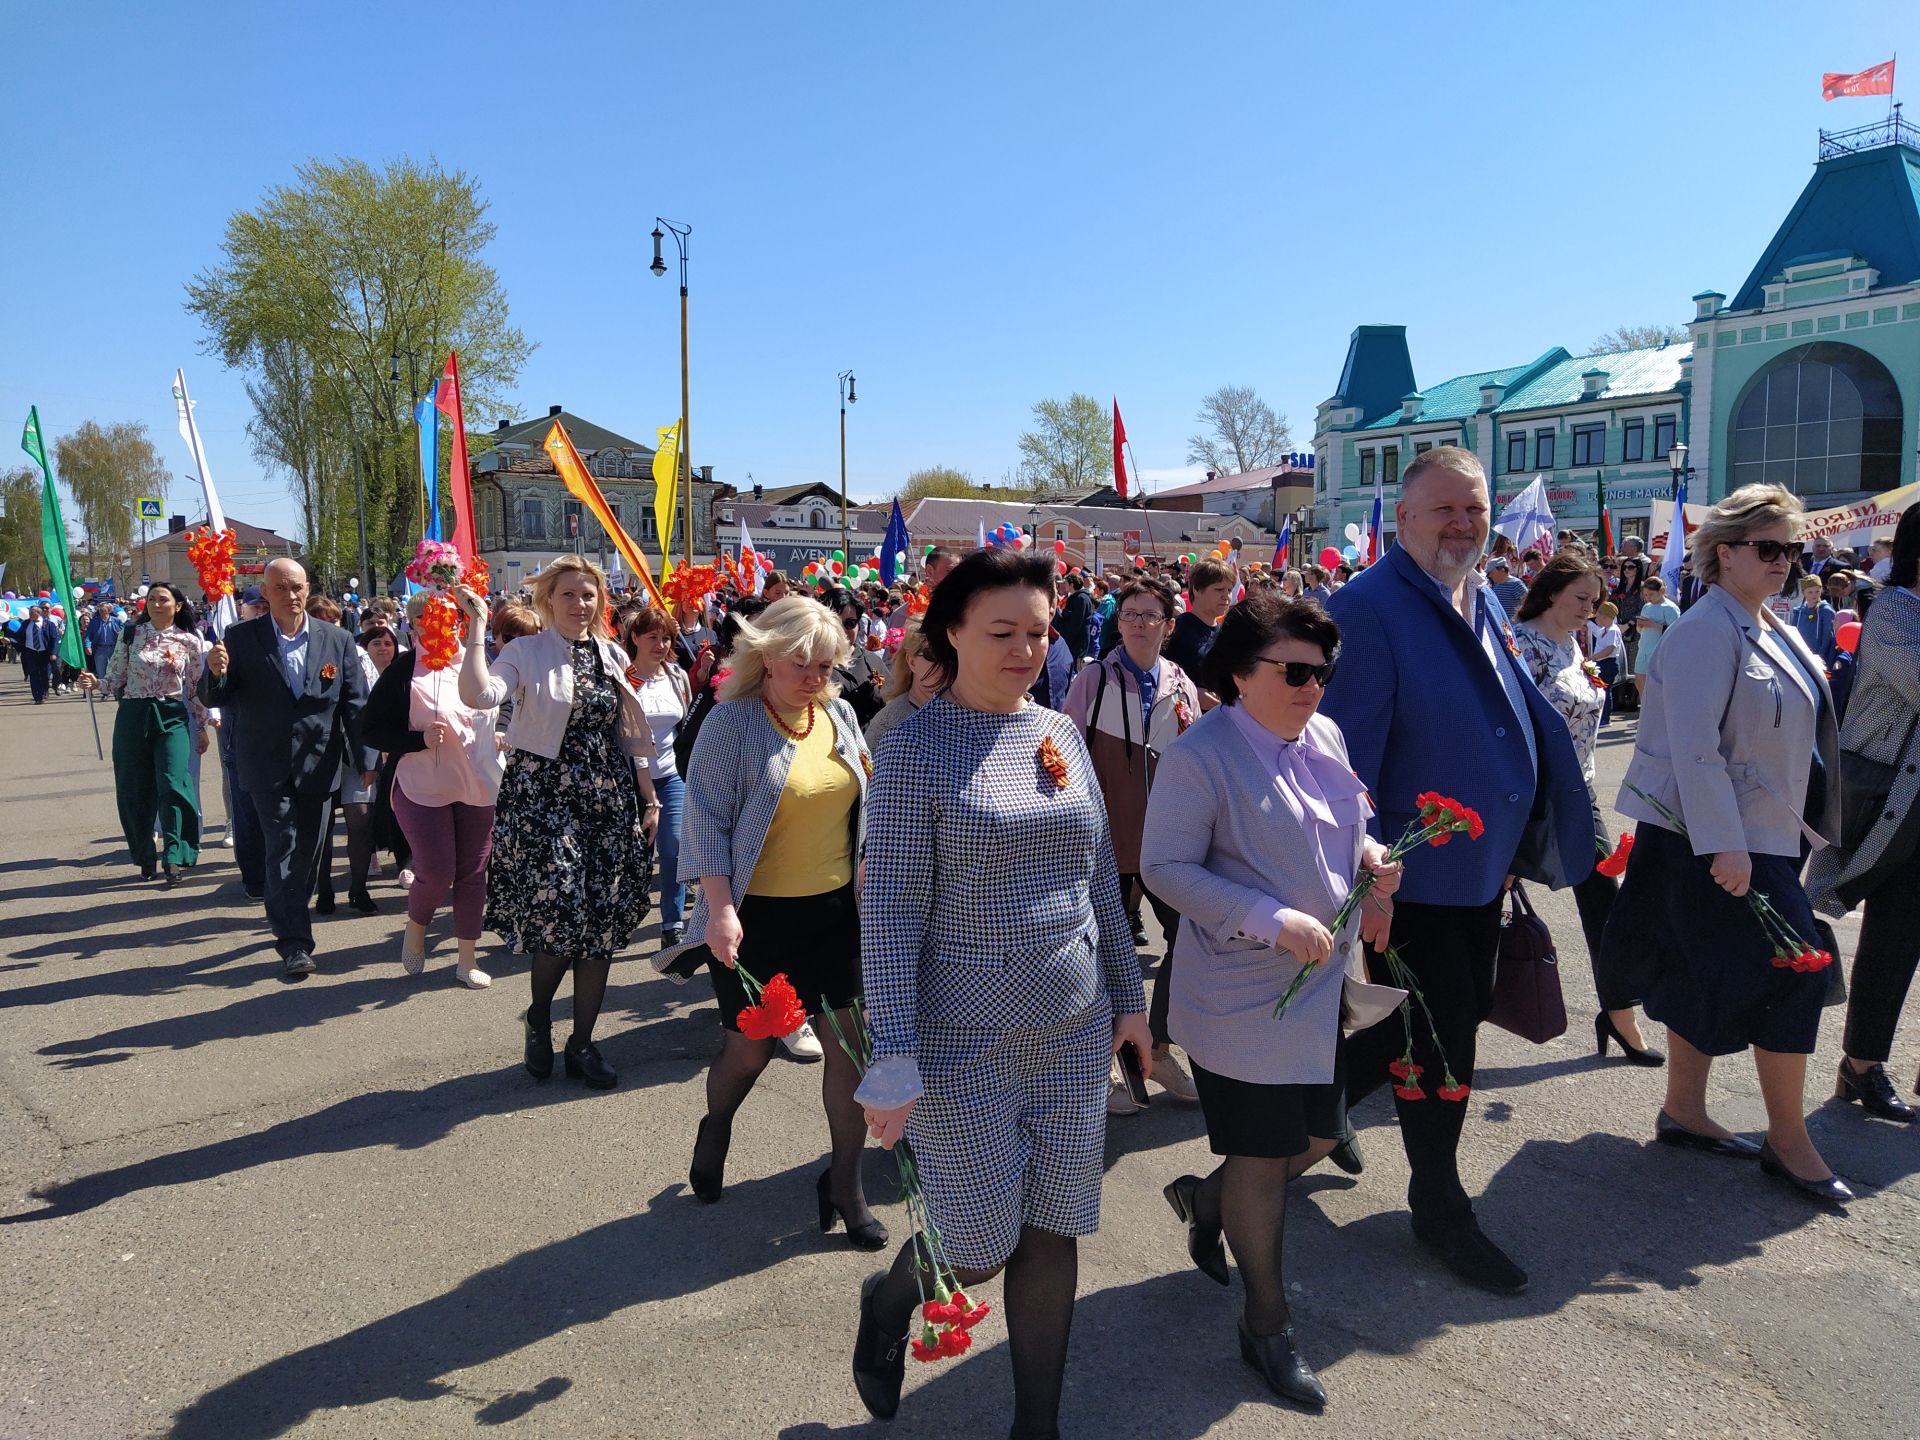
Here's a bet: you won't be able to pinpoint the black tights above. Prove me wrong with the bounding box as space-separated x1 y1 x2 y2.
1192 1142 1335 1336
528 951 611 1046
694 1005 872 1224
870 1224 1079 1437
317 800 373 899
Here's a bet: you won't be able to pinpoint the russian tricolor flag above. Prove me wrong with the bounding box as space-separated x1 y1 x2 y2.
1367 471 1384 563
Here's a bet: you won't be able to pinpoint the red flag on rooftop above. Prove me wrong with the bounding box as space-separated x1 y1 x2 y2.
1112 400 1129 499
1822 59 1894 100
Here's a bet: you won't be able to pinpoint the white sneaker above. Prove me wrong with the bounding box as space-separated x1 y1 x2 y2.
221 831 236 848
398 869 415 891
1106 1066 1142 1116
1151 1047 1201 1102
399 931 428 976
779 1022 825 1062
454 966 492 989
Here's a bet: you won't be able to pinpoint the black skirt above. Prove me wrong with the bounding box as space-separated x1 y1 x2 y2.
1191 1039 1348 1160
1600 823 1826 1056
707 883 861 1033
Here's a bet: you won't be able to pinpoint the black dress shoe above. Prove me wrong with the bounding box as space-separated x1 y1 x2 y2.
563 1037 617 1089
1595 1012 1665 1067
816 1170 890 1250
347 888 379 915
1411 1216 1529 1295
1162 1174 1230 1286
1328 1130 1364 1175
689 1115 729 1203
660 926 683 949
852 1272 907 1420
1129 916 1150 948
523 1009 554 1080
160 861 178 889
1834 1060 1917 1122
244 886 265 902
138 862 156 881
1237 1318 1326 1409
1758 1141 1854 1204
314 889 336 915
1655 1111 1761 1158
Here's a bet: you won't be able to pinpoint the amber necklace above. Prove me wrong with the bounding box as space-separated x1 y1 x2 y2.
762 697 816 740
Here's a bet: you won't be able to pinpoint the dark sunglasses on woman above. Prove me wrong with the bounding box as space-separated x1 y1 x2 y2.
1253 657 1337 688
1726 540 1805 563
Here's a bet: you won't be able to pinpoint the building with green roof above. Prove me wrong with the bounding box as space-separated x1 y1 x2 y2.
1310 115 1920 558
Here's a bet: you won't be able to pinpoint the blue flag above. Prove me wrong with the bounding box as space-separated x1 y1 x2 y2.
415 381 441 541
880 499 910 586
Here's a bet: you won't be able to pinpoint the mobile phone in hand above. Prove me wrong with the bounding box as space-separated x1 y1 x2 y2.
1117 1041 1151 1107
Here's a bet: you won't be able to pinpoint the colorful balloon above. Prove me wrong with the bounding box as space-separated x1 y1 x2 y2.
1836 620 1862 654
1319 547 1343 569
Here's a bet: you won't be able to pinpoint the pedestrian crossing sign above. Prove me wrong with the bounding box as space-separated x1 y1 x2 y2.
135 497 163 520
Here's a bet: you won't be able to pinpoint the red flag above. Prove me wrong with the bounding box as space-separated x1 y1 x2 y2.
1823 59 1894 100
1600 504 1615 559
1113 399 1129 499
433 351 479 560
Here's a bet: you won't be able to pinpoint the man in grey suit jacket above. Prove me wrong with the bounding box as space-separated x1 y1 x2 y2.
200 558 369 978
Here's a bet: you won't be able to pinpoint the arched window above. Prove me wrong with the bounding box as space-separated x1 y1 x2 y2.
1729 342 1903 497
810 510 825 529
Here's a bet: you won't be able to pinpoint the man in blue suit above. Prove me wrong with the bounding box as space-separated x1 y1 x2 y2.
1322 447 1592 1295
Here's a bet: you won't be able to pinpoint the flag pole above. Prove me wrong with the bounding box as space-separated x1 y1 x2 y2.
84 685 103 759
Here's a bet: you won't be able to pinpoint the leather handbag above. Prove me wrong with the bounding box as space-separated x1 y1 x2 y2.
1487 882 1567 1044
1838 714 1918 851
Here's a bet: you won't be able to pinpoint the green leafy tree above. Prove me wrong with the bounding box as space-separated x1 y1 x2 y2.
51 421 171 594
1018 393 1110 494
1186 385 1291 475
896 466 991 503
186 156 532 584
1589 323 1688 352
0 467 46 592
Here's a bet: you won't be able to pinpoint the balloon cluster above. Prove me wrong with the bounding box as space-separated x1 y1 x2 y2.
986 522 1030 550
185 527 238 601
801 547 898 590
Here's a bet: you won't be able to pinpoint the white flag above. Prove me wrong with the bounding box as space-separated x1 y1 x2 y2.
737 518 764 596
1493 476 1555 556
172 368 239 636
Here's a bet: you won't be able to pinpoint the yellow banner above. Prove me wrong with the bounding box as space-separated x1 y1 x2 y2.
543 421 663 607
653 421 681 576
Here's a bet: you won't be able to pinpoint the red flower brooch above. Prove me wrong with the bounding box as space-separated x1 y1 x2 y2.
1037 736 1069 789
319 663 337 683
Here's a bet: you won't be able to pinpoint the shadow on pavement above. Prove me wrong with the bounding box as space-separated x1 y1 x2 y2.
167 1173 821 1439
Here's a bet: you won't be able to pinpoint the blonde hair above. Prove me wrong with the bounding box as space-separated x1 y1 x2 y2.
882 621 939 702
1596 600 1618 620
529 555 610 631
491 603 541 642
718 595 850 703
1690 483 1803 587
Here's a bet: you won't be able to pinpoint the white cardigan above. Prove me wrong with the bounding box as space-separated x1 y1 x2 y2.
461 627 659 765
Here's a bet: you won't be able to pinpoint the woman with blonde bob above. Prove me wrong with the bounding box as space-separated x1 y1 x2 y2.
662 595 883 1247
456 555 661 1092
863 620 944 749
1604 484 1849 1203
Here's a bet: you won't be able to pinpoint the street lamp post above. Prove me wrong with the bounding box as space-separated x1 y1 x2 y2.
838 370 857 564
651 221 696 565
1667 441 1692 502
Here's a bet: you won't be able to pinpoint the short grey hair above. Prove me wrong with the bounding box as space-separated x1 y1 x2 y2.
1690 483 1804 587
1401 445 1485 492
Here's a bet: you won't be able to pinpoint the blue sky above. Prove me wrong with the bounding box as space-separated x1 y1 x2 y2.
8 0 1913 541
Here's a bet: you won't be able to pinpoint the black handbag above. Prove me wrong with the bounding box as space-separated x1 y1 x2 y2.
1838 714 1918 851
1487 882 1567 1044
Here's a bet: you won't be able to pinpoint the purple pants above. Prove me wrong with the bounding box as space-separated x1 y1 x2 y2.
392 776 495 940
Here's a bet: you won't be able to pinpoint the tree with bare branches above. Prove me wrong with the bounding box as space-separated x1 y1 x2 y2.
1186 385 1291 475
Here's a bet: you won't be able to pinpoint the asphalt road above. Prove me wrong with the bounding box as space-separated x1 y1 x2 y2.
1 668 1916 1440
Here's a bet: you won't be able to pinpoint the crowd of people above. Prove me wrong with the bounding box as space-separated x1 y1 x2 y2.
23 449 1920 1436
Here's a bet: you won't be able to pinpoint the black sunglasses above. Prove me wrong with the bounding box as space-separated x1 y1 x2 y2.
1726 540 1805 563
1252 657 1337 688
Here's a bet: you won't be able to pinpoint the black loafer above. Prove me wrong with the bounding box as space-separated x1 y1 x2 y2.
347 888 380 916
523 1010 554 1081
314 889 335 915
852 1272 907 1420
563 1037 617 1090
1758 1141 1854 1204
1328 1130 1364 1175
1655 1111 1761 1157
1238 1318 1326 1409
1411 1216 1528 1295
1834 1061 1917 1122
1163 1174 1229 1286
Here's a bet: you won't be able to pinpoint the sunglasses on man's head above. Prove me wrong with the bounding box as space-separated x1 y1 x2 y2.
1726 540 1805 564
1251 657 1337 688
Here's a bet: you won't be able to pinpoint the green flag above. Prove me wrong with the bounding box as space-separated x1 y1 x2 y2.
21 406 86 671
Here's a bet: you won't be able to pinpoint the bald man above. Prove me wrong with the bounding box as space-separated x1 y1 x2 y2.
200 559 369 978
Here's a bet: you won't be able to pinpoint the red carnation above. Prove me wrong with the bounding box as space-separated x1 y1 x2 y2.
1436 1081 1472 1102
1387 1058 1423 1081
737 973 808 1040
1392 1083 1426 1101
1596 833 1634 878
935 1327 973 1357
957 1302 992 1330
911 1336 940 1363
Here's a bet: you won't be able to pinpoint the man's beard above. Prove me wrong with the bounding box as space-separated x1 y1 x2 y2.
1416 536 1484 588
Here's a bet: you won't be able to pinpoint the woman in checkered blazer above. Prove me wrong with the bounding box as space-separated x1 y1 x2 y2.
849 548 1150 1437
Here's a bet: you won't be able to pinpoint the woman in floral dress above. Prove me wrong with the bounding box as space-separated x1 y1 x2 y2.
457 556 660 1091
79 582 206 886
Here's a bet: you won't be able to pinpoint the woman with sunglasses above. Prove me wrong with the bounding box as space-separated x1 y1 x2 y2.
1139 592 1403 1410
1605 486 1849 1204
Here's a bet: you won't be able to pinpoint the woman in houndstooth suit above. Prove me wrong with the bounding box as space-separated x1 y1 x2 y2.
850 547 1150 1438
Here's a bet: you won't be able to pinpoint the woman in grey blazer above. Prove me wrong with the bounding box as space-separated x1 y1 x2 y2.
1604 484 1850 1203
1808 505 1920 1123
1140 592 1403 1411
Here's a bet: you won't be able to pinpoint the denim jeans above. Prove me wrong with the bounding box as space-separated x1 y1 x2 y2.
654 770 686 932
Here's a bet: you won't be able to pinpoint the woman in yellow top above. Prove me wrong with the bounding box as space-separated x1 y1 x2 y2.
671 596 882 1247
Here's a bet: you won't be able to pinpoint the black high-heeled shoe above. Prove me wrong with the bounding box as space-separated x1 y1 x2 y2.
1758 1140 1854 1204
1238 1318 1326 1409
522 1009 553 1081
1834 1060 1917 1122
689 1116 729 1203
851 1272 906 1420
160 861 178 889
347 888 379 915
1595 1012 1664 1067
1163 1174 1230 1286
563 1037 617 1090
816 1170 890 1250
